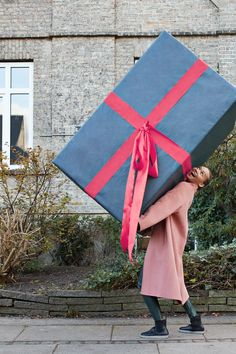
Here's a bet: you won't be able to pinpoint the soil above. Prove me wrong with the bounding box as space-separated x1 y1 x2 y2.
0 266 94 294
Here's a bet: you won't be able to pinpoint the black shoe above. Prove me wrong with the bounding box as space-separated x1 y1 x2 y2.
140 319 169 339
179 314 205 334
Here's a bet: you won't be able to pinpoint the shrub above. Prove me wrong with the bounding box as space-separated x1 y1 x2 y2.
0 209 41 281
0 147 70 280
82 251 145 290
54 215 123 266
183 240 236 290
83 241 236 291
189 132 236 249
52 215 93 266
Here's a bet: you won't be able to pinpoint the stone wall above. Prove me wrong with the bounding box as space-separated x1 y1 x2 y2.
0 289 236 318
0 0 236 213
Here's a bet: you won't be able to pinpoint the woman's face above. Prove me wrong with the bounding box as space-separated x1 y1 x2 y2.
186 166 211 188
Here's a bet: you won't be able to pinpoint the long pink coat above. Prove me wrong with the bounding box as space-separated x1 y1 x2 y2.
139 181 198 304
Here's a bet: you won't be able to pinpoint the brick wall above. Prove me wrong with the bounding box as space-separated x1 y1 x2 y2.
0 0 52 37
52 0 115 35
51 37 115 134
115 0 219 34
0 0 235 213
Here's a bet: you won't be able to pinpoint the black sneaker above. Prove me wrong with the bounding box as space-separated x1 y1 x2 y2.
140 319 169 339
179 314 205 334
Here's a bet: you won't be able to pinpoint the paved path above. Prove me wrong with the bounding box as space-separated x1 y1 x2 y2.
0 315 235 353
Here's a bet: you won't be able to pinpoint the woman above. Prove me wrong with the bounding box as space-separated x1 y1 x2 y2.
138 166 212 339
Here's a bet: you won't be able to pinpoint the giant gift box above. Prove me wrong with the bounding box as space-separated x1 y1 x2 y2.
54 31 236 259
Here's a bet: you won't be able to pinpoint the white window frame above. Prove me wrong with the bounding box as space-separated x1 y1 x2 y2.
0 62 33 169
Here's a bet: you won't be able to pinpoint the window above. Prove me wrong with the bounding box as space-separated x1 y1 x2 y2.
0 62 33 168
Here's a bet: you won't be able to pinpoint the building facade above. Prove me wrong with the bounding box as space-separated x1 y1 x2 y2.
0 0 235 213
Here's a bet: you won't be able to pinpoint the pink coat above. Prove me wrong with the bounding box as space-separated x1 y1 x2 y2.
139 181 198 304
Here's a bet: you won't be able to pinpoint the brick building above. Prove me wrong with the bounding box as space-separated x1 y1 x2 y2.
0 0 235 214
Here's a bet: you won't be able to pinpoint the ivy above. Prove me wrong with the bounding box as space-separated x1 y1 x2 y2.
189 130 236 249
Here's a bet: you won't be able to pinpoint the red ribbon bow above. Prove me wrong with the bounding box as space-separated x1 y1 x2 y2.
120 121 158 260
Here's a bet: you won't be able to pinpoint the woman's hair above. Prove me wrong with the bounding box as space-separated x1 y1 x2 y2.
202 168 213 187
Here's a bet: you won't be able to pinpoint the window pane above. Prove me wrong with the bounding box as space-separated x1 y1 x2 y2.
10 94 29 164
0 68 5 88
11 67 29 88
0 97 3 152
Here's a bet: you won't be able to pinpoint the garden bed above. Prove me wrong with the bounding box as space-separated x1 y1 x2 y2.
0 265 93 294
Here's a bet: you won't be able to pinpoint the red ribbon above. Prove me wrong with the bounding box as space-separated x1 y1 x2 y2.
120 121 158 260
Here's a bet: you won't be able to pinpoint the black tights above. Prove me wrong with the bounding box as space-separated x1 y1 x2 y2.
142 295 197 321
143 295 162 321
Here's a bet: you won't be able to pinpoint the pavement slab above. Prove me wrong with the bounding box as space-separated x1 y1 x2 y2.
0 344 56 354
17 325 112 342
0 325 25 342
55 343 158 354
204 324 236 340
158 342 236 354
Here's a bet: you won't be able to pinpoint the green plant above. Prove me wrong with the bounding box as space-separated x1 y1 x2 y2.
82 251 145 290
189 131 236 249
183 240 236 290
23 259 45 273
52 215 93 265
53 215 123 266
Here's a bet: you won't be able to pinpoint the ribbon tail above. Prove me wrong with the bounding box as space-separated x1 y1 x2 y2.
120 165 135 252
128 156 149 261
120 134 139 252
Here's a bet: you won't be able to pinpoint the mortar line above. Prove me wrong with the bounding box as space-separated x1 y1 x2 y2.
12 325 27 342
0 30 236 41
1 322 236 329
209 0 220 10
0 338 235 345
52 343 58 354
110 324 114 341
156 342 161 353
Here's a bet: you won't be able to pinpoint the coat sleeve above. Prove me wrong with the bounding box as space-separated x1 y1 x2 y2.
139 182 190 231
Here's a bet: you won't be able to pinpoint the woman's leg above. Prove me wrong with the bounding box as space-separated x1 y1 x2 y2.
137 267 168 338
142 295 162 321
183 298 197 318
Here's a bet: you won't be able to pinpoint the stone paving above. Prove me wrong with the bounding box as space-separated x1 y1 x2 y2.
0 315 235 353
